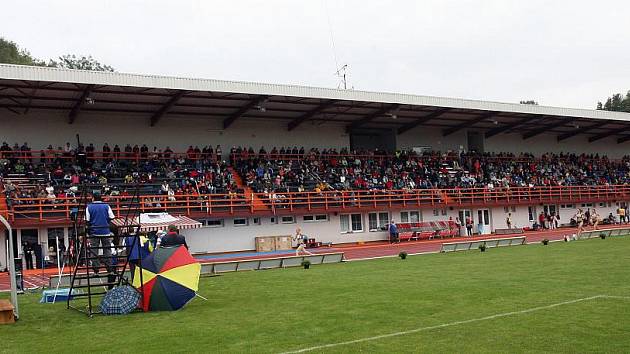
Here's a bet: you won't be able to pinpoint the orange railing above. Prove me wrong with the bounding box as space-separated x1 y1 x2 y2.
3 149 625 165
0 181 8 220
0 149 219 163
6 184 629 224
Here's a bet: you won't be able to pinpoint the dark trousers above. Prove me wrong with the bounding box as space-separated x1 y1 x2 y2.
24 253 34 269
89 235 113 273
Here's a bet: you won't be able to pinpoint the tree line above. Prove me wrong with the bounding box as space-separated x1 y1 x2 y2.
1 36 629 112
597 92 630 113
0 37 114 71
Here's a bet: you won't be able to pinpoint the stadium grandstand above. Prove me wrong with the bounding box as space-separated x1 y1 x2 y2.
2 62 630 267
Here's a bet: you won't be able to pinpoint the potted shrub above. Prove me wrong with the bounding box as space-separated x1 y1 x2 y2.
301 260 311 269
542 239 549 245
399 251 408 260
600 233 606 239
479 243 486 252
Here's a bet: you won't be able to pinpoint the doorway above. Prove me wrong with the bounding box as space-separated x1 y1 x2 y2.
459 209 472 236
467 131 485 153
476 209 491 234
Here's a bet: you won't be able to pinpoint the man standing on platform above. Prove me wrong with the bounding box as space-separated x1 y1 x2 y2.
86 192 115 273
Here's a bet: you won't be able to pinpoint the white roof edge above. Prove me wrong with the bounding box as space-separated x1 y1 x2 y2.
1 63 629 122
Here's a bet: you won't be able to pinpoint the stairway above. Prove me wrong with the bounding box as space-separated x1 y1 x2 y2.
229 167 269 212
0 183 9 220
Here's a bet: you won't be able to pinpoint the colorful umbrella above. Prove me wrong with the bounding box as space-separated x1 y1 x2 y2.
132 245 201 312
100 285 140 315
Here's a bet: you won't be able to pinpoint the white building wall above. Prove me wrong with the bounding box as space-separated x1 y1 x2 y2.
0 110 349 152
397 126 630 158
4 110 630 158
182 212 387 254
484 132 628 158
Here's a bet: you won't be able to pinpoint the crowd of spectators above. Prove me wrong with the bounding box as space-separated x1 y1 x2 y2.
3 142 630 205
233 146 630 194
0 142 236 207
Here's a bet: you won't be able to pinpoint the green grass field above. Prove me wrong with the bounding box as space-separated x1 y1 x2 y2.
3 237 630 353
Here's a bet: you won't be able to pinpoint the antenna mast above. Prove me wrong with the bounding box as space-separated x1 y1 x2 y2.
335 64 349 90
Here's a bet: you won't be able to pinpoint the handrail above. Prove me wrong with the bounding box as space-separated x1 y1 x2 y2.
6 184 630 223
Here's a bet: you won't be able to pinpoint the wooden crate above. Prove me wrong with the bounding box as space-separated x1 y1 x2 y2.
255 236 275 252
274 236 293 250
0 300 15 324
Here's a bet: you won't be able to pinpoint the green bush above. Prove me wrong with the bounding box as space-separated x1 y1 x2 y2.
542 239 549 245
399 251 408 260
479 243 487 252
600 233 606 239
301 260 311 269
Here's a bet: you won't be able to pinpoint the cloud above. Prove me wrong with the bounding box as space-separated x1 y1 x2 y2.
1 0 629 108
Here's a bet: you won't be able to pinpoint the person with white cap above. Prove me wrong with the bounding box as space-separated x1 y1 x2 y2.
388 220 399 243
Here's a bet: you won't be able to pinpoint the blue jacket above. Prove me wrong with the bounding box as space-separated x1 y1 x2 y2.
86 202 113 235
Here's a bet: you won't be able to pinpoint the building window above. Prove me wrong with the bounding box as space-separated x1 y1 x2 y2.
281 215 295 224
511 206 516 212
233 218 248 226
203 219 224 228
303 214 328 222
560 204 575 209
400 211 420 223
528 206 535 222
580 203 593 208
252 217 261 225
270 217 278 224
340 213 363 233
368 212 389 231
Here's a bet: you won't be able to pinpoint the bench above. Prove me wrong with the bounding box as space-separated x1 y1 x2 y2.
579 227 630 239
0 299 15 324
440 236 527 253
201 252 345 274
494 228 524 235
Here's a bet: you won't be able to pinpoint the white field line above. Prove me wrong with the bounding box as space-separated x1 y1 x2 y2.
279 294 629 354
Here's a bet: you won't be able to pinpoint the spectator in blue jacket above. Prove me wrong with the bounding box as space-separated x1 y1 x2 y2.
389 220 399 243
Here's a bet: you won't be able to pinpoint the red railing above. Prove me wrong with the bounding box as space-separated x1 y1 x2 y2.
0 181 8 220
6 184 629 224
0 150 219 163
229 152 628 164
2 149 625 165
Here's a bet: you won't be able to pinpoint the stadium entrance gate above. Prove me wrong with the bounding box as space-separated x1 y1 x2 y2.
467 131 485 153
349 128 396 152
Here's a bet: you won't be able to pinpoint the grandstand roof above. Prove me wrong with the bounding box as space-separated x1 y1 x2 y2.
2 63 630 142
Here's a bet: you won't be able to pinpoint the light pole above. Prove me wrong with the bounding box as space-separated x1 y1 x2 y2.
0 215 18 320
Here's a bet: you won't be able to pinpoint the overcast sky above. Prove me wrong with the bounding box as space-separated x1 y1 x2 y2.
2 0 629 109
